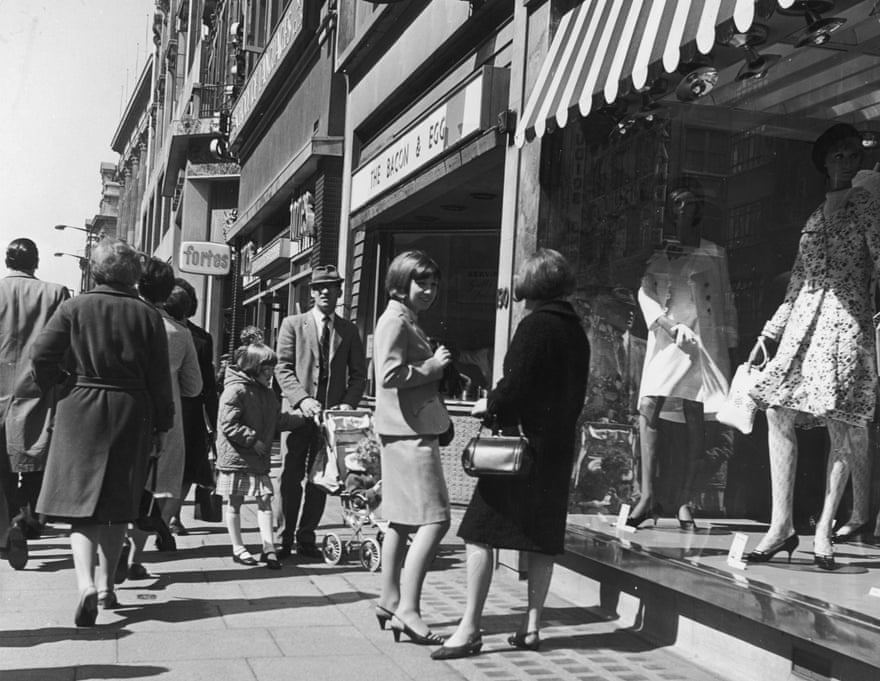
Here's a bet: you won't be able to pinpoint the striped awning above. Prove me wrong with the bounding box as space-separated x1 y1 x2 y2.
514 0 798 147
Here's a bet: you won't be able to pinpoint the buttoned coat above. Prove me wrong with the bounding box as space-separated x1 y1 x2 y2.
373 299 451 437
0 272 70 471
29 284 174 521
274 311 367 414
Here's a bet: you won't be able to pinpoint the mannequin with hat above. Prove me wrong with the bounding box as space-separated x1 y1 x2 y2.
273 265 367 559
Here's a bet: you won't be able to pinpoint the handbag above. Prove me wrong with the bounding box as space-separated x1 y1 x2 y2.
461 422 534 478
716 337 768 435
194 484 223 522
136 458 166 532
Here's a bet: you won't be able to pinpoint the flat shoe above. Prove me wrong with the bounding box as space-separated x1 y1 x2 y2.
5 524 28 570
508 630 541 650
127 563 153 580
233 549 258 566
75 588 98 627
431 633 482 660
98 591 120 609
260 551 282 569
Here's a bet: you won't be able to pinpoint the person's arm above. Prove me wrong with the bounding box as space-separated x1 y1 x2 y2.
179 334 203 398
486 315 545 426
219 387 259 448
26 301 73 395
146 310 175 434
274 317 310 407
375 315 446 389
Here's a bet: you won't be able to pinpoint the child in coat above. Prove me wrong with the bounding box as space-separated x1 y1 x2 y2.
215 343 304 568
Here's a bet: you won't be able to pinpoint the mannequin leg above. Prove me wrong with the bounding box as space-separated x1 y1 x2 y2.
814 421 866 557
677 399 705 524
630 396 665 519
440 542 494 647
834 427 872 537
754 407 799 552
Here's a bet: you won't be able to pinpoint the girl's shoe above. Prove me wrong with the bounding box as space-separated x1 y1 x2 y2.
259 551 282 569
746 533 799 563
507 630 541 651
232 548 258 566
375 605 394 630
430 633 482 660
390 614 445 645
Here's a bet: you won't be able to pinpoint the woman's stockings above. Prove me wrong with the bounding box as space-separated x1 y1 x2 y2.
758 407 799 552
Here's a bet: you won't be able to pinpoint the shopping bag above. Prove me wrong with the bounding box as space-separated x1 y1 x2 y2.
717 337 769 435
193 485 223 522
136 459 167 532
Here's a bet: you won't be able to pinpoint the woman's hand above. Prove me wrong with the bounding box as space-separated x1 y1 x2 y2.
433 344 452 367
470 397 488 417
672 323 698 348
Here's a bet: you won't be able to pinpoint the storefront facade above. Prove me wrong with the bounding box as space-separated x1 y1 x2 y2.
225 0 345 348
510 0 880 677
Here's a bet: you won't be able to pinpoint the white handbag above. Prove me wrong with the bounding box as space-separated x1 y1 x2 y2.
716 338 769 435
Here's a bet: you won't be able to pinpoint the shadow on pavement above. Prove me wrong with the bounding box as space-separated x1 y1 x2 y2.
0 663 166 679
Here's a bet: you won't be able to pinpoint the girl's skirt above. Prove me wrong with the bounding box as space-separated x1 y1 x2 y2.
215 471 274 498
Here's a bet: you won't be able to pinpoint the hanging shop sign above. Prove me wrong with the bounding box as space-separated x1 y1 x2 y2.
179 241 232 276
350 68 504 211
251 237 292 277
230 0 304 141
290 191 315 241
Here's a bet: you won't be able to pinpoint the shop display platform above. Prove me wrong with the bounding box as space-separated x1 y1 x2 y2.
560 515 880 675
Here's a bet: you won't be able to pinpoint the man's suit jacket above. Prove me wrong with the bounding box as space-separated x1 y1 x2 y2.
274 310 367 418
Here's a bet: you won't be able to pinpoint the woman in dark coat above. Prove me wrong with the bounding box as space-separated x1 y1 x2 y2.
432 248 590 660
29 239 174 626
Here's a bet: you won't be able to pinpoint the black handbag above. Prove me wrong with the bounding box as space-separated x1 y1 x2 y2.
461 423 533 478
136 458 166 532
194 485 223 522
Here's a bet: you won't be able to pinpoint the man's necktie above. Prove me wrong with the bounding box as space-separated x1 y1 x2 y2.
320 316 331 369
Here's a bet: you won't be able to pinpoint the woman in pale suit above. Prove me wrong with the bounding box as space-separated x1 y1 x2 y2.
131 259 201 558
373 250 452 645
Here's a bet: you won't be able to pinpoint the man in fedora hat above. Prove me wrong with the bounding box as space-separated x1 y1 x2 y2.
274 264 366 559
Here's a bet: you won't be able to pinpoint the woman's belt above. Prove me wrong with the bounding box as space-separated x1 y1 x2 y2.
75 376 147 391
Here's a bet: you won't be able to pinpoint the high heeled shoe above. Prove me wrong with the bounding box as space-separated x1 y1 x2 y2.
430 633 482 660
375 605 394 631
677 505 698 531
813 553 836 570
831 522 870 544
74 587 98 627
390 614 445 645
626 503 662 529
508 630 541 651
745 533 799 563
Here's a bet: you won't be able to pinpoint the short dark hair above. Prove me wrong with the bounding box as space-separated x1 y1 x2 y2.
91 239 142 286
385 250 441 300
513 248 576 302
5 238 38 271
812 123 862 176
164 284 192 321
138 257 175 304
236 342 277 377
174 277 198 317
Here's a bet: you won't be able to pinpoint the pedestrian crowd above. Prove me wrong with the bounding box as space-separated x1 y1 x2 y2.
0 236 590 660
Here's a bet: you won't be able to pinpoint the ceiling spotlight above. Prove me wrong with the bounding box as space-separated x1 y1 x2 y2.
719 24 780 82
861 131 880 149
676 65 719 101
779 1 846 47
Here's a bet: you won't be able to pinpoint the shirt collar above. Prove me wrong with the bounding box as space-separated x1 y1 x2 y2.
311 306 333 326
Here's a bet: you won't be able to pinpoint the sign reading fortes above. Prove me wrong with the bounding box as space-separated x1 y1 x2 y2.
350 73 486 212
179 241 232 276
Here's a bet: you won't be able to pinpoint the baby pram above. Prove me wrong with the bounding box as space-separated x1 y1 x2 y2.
311 409 385 571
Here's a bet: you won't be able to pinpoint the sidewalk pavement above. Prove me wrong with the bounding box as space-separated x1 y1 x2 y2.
1 498 722 681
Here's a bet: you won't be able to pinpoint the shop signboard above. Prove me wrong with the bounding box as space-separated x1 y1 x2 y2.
251 237 291 276
230 0 304 142
179 241 231 276
350 69 492 212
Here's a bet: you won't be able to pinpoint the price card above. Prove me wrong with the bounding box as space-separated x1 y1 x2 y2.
869 587 880 599
726 532 749 570
616 503 636 533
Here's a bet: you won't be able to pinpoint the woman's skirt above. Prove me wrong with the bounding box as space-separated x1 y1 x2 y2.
215 471 273 499
379 435 450 526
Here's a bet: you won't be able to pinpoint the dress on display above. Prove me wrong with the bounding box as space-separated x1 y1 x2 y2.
751 186 880 428
638 239 738 416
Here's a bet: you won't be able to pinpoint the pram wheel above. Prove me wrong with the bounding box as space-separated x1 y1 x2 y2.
322 533 344 565
359 538 382 572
